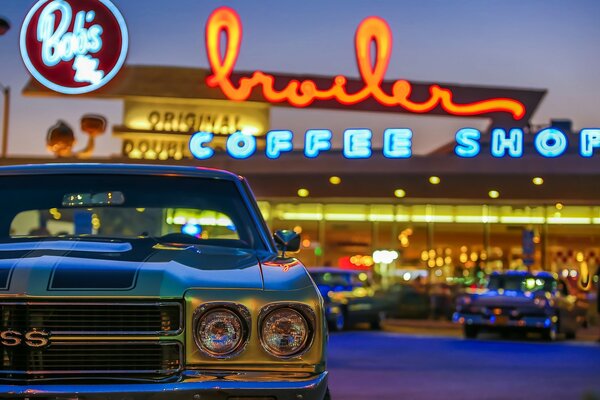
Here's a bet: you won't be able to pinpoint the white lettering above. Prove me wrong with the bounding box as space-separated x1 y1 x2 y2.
37 0 104 72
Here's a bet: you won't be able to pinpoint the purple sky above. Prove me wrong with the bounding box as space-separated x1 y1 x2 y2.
1 0 599 157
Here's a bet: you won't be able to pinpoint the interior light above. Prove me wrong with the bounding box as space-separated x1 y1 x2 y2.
394 189 406 198
428 176 441 185
297 188 310 198
532 177 544 185
329 176 342 185
488 190 500 199
555 202 564 210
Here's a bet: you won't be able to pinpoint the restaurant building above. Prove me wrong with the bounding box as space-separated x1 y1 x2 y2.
11 4 600 286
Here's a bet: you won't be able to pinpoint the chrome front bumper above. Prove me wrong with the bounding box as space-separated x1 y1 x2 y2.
453 312 552 329
0 371 328 400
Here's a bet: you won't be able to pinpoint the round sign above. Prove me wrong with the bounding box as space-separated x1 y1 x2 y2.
20 0 128 94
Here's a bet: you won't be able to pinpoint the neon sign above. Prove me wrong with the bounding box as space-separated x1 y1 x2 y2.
189 127 600 160
20 0 128 94
205 7 526 120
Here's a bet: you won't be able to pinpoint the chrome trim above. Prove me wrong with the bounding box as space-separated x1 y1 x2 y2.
239 177 277 253
192 302 251 360
0 301 183 336
0 371 328 400
0 341 183 376
258 302 316 360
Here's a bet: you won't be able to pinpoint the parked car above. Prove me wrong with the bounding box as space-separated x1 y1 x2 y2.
453 270 579 340
385 282 430 319
0 164 329 400
385 281 460 320
309 267 387 331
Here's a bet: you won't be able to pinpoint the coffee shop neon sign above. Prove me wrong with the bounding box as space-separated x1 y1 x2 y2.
205 7 525 120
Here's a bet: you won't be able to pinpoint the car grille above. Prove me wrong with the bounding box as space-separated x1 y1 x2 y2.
0 301 183 381
1 342 182 379
0 301 182 335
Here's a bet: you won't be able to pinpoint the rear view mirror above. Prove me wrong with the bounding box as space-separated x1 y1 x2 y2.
62 191 125 207
273 229 301 257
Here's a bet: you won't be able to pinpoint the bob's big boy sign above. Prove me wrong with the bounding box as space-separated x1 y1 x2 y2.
20 0 128 94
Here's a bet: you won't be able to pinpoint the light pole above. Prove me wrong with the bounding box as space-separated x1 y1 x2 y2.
0 84 9 158
0 17 10 158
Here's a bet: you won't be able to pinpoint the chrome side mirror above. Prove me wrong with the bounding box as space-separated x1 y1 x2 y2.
273 230 301 257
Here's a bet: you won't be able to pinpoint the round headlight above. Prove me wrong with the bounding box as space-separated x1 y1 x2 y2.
260 308 309 358
195 309 244 357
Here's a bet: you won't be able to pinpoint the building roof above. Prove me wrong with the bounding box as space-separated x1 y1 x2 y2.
22 65 547 126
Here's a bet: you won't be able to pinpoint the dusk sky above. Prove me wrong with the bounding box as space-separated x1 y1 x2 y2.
1 0 599 157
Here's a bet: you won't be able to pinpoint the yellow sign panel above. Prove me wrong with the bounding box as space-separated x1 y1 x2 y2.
115 98 269 160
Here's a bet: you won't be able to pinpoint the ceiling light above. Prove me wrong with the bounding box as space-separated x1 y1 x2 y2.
329 176 341 185
394 189 406 198
488 190 500 199
429 176 441 185
297 188 309 198
532 177 544 185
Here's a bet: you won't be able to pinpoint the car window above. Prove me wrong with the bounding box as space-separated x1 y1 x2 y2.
487 275 555 292
0 174 265 250
311 272 352 289
11 208 240 241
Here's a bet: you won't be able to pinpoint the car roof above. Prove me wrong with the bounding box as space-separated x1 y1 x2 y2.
491 270 555 279
0 163 241 181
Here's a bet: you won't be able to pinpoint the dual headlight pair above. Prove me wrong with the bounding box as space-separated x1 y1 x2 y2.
193 303 314 359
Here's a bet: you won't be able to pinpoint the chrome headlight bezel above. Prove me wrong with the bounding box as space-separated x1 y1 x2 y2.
258 303 316 359
192 302 251 359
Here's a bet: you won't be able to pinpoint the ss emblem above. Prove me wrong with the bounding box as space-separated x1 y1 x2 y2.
0 329 51 348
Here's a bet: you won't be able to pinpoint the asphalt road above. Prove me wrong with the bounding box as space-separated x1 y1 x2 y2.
327 331 600 400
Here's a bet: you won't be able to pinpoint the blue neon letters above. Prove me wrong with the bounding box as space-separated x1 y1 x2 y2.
534 128 568 158
227 131 257 159
580 129 600 158
383 128 412 158
491 128 523 158
188 127 599 160
266 130 293 159
343 129 372 158
455 128 481 158
189 131 214 159
305 129 332 158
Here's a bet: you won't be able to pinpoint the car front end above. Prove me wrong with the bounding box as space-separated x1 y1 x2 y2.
453 292 556 331
0 164 328 400
453 272 560 339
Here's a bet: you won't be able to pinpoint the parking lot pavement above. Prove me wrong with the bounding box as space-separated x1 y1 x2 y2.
327 330 600 400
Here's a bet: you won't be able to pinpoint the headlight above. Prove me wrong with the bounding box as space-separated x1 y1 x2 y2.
260 307 311 358
194 307 248 358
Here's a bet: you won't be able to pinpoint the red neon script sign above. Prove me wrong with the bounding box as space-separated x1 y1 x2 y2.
205 7 525 120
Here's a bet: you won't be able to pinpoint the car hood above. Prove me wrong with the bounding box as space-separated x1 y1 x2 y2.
0 238 268 297
471 290 538 307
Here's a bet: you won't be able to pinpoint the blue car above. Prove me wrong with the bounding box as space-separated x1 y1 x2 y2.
309 268 387 331
454 271 580 340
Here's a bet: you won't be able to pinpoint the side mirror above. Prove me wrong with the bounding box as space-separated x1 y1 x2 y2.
273 230 301 257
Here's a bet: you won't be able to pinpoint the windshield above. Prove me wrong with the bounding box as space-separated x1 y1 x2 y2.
487 274 556 292
310 271 368 290
1 174 265 250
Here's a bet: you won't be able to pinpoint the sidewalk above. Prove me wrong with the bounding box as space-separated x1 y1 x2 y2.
383 318 461 337
383 318 600 342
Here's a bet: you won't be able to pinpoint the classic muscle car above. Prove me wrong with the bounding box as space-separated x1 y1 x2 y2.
0 164 329 400
453 271 579 340
309 268 387 331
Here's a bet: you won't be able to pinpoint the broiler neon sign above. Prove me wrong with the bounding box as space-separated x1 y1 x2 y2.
205 7 526 120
